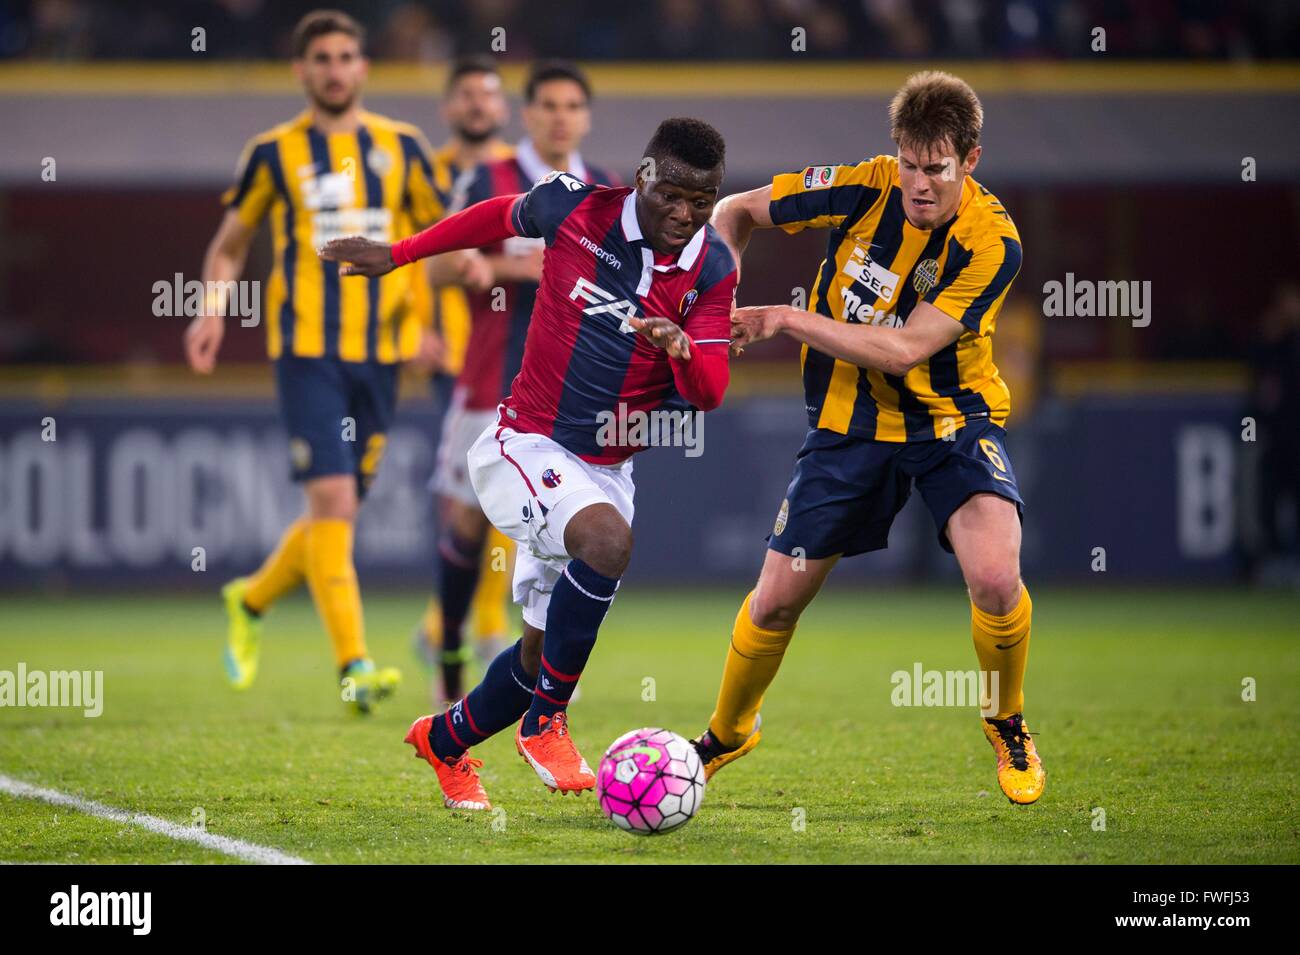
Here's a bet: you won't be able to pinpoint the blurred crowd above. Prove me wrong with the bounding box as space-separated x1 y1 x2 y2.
3 0 1298 61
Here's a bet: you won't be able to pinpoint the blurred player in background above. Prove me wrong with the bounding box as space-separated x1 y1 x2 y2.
420 60 619 706
322 117 736 809
183 9 446 712
410 54 520 704
694 72 1046 805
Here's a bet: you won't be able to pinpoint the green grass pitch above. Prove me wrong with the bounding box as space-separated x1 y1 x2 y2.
1 587 1297 864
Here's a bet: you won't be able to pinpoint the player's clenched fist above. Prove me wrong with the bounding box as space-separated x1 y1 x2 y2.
730 304 789 353
628 315 692 361
456 249 495 293
184 313 225 374
319 236 396 277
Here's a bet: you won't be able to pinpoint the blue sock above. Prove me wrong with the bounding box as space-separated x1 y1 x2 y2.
430 638 534 761
522 558 619 737
437 530 481 699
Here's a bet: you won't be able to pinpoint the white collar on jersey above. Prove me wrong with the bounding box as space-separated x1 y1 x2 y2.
619 190 706 272
515 137 588 186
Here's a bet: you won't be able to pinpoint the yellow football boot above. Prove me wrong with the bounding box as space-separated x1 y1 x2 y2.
982 713 1045 804
221 578 261 690
341 658 402 715
691 714 762 781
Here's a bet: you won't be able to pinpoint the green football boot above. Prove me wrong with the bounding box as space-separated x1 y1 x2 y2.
221 578 262 690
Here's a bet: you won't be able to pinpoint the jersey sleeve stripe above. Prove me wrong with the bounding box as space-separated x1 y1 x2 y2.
768 184 877 230
398 133 434 182
960 236 1023 331
927 236 974 301
225 140 275 210
694 233 737 294
510 195 530 235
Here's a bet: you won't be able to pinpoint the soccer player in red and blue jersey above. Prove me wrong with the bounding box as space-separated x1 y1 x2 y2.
427 60 619 706
321 118 736 809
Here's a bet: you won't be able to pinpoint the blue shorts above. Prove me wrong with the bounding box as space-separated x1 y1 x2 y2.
767 420 1024 559
275 356 398 499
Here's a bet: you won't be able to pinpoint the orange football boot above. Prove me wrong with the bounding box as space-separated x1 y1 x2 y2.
982 713 1046 805
515 712 595 794
404 715 491 810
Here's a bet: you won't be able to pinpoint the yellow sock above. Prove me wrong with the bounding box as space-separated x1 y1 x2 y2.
473 529 513 640
708 591 795 748
243 517 309 613
420 597 442 645
304 519 367 669
970 584 1032 719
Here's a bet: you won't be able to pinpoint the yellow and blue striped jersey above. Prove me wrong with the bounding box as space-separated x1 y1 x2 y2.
423 140 516 377
770 155 1023 442
223 110 446 364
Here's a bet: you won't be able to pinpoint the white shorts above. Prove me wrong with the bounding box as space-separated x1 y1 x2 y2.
431 390 498 507
467 420 635 630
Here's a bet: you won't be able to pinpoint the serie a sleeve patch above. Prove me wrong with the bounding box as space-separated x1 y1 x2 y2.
802 165 836 190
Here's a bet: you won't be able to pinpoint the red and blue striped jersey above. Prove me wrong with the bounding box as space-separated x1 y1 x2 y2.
458 156 617 410
500 173 737 464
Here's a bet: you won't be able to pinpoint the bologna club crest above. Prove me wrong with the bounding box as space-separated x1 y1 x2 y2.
542 468 562 488
680 288 699 316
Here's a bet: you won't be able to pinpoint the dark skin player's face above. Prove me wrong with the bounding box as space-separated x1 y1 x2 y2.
635 159 724 257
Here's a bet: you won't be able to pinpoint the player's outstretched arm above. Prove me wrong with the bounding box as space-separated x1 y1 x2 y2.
184 209 256 375
732 301 963 376
319 236 397 277
320 193 522 277
710 185 774 265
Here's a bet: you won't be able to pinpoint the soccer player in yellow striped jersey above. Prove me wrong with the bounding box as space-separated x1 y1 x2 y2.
409 55 520 703
693 71 1046 805
183 10 446 713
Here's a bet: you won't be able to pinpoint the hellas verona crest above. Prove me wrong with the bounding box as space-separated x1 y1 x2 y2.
367 147 393 177
774 498 790 536
913 258 939 297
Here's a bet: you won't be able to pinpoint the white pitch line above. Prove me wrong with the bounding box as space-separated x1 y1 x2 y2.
0 774 310 865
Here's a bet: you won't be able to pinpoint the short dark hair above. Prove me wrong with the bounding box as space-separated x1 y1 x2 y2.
445 54 500 94
291 9 365 59
524 60 591 104
889 70 983 161
643 117 726 173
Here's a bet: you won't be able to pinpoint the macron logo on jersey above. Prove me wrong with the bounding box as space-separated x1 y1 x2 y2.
579 235 622 270
569 276 639 333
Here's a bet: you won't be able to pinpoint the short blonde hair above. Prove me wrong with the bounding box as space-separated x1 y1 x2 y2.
889 71 983 161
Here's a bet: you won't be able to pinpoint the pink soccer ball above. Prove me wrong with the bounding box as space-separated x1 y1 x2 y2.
597 728 706 835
